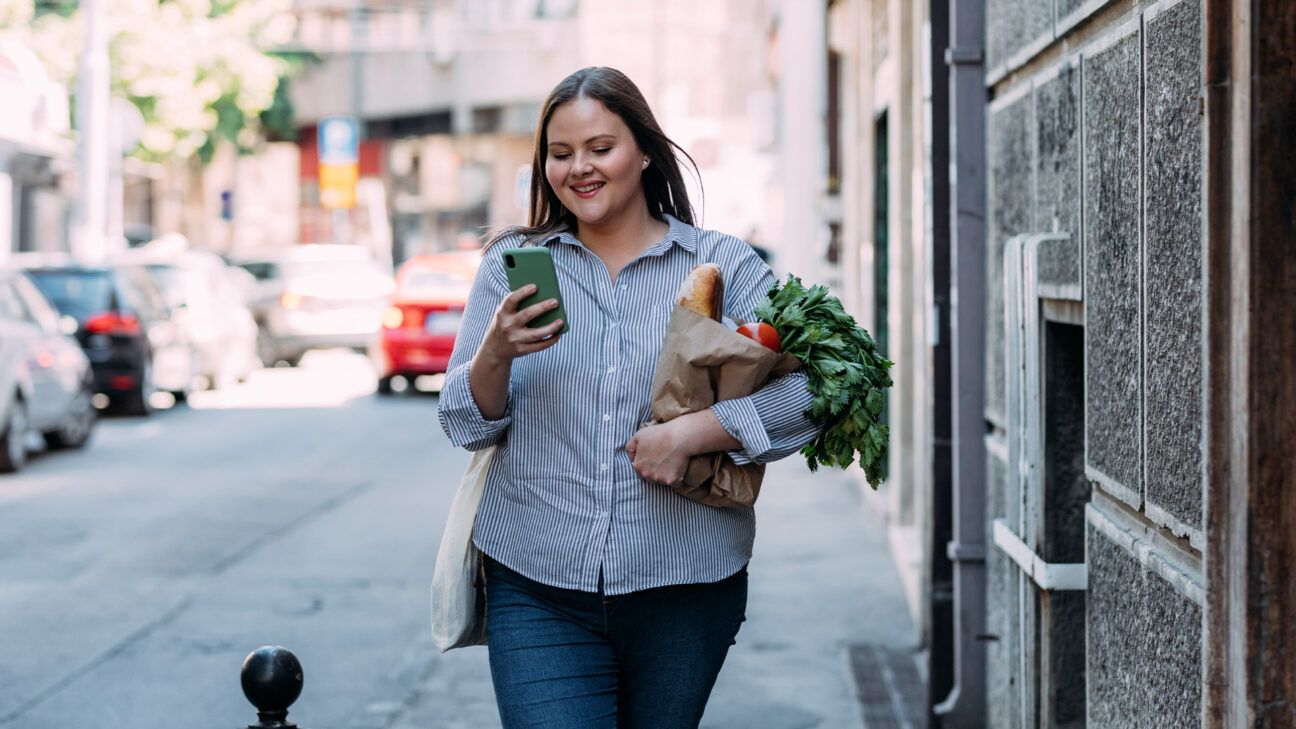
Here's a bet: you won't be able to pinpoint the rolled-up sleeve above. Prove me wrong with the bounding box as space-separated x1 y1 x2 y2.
438 247 513 451
712 370 818 465
709 245 820 465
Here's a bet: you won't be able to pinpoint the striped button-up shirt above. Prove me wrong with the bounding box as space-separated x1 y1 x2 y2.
437 214 818 595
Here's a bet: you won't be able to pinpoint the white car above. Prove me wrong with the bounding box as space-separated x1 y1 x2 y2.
0 270 96 473
117 247 260 390
235 245 395 367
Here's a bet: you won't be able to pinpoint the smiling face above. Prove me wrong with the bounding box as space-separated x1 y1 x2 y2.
543 96 649 231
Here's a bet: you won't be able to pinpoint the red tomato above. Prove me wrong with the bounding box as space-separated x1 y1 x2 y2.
737 322 781 352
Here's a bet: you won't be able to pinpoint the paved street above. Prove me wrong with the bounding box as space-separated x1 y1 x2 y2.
0 351 916 729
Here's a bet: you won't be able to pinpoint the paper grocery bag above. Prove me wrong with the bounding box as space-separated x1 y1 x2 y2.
647 306 802 508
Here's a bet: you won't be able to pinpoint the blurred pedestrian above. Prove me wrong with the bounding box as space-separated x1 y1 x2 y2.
437 66 820 729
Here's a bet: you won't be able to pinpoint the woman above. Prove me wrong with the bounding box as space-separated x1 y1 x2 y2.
438 66 819 729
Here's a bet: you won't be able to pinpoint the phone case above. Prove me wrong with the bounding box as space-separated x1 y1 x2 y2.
501 247 570 334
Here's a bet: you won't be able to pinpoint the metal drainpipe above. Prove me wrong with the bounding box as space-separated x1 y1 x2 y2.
925 0 956 722
932 0 987 725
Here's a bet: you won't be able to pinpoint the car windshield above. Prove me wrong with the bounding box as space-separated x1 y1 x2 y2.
24 270 115 318
403 270 468 288
0 279 31 324
399 269 473 299
238 261 280 281
143 265 184 305
279 258 381 279
143 264 208 309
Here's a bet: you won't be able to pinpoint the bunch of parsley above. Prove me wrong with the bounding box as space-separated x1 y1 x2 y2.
753 275 893 488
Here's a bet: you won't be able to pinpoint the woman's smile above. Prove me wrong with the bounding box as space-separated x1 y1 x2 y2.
571 181 605 198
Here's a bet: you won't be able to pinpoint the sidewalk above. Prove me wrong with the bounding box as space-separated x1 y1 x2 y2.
375 458 920 729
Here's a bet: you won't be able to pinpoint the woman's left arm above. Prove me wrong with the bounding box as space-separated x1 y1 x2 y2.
627 245 820 485
708 249 819 466
627 368 816 483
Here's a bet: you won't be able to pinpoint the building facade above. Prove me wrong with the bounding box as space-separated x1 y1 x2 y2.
0 39 72 258
828 0 1295 726
284 0 583 261
285 0 798 267
826 0 940 648
983 0 1206 726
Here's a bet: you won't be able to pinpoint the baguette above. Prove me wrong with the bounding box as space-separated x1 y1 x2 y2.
676 263 724 321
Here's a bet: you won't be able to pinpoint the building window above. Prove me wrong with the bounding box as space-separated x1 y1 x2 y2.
366 111 454 139
827 49 842 195
873 111 890 376
472 107 503 134
1041 319 1087 726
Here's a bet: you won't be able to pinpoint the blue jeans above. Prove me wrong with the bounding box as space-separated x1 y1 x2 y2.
482 555 748 729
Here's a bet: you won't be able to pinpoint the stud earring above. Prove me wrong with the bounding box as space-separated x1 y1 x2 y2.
642 158 650 169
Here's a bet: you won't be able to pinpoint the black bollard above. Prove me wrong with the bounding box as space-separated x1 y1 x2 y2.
240 645 304 729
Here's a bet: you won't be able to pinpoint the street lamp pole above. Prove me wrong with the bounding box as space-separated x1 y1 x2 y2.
73 0 109 262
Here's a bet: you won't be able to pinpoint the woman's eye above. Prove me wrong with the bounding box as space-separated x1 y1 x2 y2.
551 152 571 161
593 147 611 155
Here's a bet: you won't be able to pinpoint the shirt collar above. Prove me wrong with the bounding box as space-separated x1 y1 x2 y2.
542 213 697 254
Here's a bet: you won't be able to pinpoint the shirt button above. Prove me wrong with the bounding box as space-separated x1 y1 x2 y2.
600 463 609 472
603 414 611 422
608 367 616 374
620 283 628 290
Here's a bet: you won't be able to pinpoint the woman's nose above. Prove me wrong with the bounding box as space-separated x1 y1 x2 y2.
571 153 594 176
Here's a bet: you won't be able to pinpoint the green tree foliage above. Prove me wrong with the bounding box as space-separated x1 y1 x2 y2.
1 0 301 162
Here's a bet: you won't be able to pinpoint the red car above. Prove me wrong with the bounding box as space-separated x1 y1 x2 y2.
374 251 480 394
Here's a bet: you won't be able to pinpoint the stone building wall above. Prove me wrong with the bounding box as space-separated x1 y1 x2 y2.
984 0 1205 725
826 0 936 640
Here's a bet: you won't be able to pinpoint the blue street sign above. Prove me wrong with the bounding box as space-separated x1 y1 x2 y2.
318 116 360 165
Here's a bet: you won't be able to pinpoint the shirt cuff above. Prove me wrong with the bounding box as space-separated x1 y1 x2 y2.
710 397 771 466
438 365 512 449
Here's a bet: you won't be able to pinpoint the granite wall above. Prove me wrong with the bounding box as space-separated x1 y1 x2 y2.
1086 521 1202 728
986 0 1052 71
982 0 1206 725
1034 62 1081 244
986 92 1032 428
1142 0 1204 542
1082 27 1143 504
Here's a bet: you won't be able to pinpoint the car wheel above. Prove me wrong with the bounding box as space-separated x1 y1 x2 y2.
237 343 259 383
119 360 154 416
0 395 29 474
256 327 279 368
377 375 394 395
44 382 96 450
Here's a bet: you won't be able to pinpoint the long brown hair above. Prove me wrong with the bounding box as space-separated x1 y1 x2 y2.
488 66 701 246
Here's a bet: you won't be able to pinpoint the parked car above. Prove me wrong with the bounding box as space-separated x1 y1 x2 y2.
373 251 480 394
0 269 96 472
234 245 394 367
117 247 259 389
14 254 195 414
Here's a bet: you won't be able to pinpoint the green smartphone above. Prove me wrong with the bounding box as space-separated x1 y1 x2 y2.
501 247 570 334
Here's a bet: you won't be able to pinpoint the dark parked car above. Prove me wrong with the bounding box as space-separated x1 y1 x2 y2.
0 269 96 472
13 254 195 415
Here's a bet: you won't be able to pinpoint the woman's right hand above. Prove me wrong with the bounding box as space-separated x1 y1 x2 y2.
476 284 565 364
